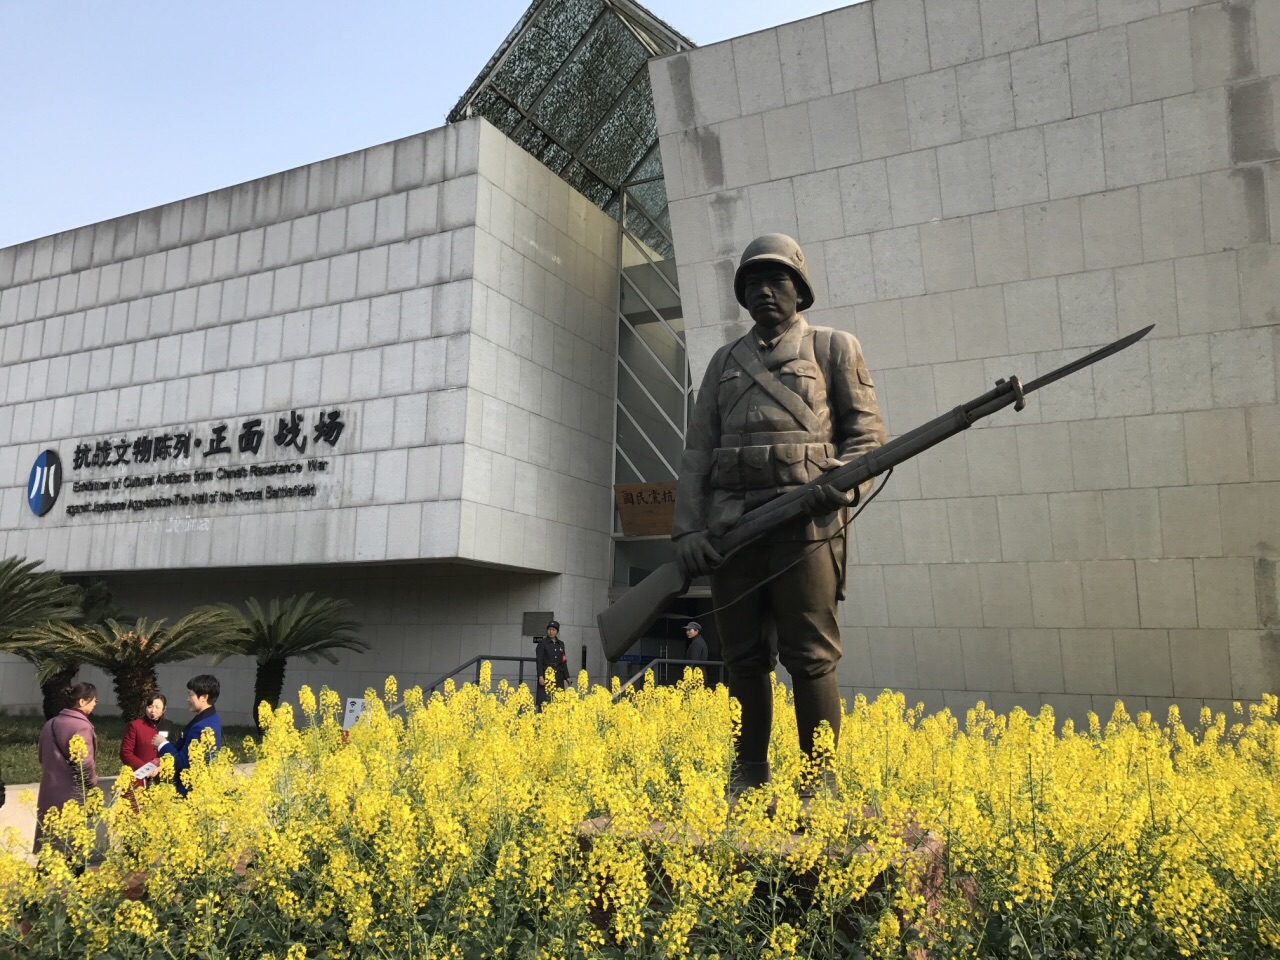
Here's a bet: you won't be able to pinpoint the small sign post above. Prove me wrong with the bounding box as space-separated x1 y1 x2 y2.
342 697 367 730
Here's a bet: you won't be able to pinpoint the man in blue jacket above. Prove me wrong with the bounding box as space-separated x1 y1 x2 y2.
152 674 222 796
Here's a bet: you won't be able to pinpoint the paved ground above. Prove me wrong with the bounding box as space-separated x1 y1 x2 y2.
2 766 251 866
1 781 45 865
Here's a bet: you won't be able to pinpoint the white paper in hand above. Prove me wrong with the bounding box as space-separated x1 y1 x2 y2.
132 761 160 780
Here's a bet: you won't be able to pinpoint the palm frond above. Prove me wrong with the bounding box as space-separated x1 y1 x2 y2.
145 607 247 664
14 610 244 675
26 622 91 685
0 557 83 643
214 593 366 665
75 579 132 626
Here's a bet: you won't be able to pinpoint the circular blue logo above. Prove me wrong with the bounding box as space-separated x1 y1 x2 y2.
27 450 62 517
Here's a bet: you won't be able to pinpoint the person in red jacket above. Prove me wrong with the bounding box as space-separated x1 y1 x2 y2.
120 694 170 782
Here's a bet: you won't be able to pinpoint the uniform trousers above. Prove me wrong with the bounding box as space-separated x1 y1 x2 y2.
710 527 846 762
710 535 842 681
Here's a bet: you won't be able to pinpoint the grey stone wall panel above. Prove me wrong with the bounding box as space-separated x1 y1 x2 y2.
907 69 963 149
1127 10 1194 102
648 0 1278 712
1011 40 1073 126
857 82 913 160
824 3 881 93
1039 0 1100 43
925 0 986 69
874 0 931 81
981 0 1042 55
1230 77 1280 162
1044 116 1107 199
0 120 615 601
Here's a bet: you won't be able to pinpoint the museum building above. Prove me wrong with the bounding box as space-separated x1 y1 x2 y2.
1 0 1278 724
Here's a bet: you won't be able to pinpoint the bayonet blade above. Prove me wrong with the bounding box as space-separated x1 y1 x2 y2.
1023 324 1154 395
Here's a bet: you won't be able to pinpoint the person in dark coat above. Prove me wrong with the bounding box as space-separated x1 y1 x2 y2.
120 693 169 782
153 675 222 797
684 621 709 662
534 621 570 711
34 681 99 853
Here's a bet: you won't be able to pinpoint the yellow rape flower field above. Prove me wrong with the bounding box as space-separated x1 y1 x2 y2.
2 666 1279 959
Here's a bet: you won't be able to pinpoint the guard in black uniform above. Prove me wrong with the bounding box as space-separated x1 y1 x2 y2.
534 620 570 711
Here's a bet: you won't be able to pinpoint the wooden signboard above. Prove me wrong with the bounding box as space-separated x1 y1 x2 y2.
614 481 678 537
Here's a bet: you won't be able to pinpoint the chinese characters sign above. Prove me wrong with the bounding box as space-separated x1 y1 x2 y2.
70 409 345 471
57 407 349 520
613 482 677 537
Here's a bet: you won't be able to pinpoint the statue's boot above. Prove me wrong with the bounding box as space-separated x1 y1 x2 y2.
797 768 840 801
794 672 843 800
727 672 773 800
728 760 773 800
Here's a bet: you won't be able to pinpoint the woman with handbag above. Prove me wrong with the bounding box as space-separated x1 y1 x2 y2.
33 681 99 853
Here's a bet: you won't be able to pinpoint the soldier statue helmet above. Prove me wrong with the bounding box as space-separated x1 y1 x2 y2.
732 233 815 312
671 233 886 798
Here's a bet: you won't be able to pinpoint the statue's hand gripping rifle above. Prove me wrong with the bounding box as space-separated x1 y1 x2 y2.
598 326 1154 661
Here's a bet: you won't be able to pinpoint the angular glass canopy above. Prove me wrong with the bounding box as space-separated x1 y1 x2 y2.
448 0 692 257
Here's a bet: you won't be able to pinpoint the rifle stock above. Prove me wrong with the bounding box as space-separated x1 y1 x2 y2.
597 327 1152 661
597 562 688 662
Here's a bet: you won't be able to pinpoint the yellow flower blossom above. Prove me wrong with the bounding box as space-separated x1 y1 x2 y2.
298 684 317 720
66 733 88 764
1 681 1278 957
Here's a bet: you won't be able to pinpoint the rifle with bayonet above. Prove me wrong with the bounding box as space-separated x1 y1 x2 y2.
597 325 1154 661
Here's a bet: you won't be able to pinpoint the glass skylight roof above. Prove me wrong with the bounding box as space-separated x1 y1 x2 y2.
449 0 692 256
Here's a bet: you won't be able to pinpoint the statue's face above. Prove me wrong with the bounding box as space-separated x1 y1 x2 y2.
742 265 799 332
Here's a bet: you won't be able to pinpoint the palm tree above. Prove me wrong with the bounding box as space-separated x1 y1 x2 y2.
76 579 131 627
214 595 365 729
18 609 245 721
0 557 85 718
42 579 134 718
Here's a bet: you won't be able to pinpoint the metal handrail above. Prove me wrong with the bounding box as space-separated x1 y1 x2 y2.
423 654 538 695
613 658 723 699
369 654 718 717
385 655 539 715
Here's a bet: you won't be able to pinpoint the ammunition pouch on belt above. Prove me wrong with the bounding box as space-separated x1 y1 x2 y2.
711 435 836 491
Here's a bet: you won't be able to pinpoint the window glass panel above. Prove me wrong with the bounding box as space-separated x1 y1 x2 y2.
449 0 688 240
616 406 676 482
627 140 665 183
619 320 684 419
614 450 642 485
490 0 601 110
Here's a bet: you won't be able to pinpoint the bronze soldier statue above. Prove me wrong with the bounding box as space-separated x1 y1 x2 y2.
672 234 885 795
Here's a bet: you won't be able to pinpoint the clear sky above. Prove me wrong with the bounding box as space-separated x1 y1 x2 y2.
0 0 855 249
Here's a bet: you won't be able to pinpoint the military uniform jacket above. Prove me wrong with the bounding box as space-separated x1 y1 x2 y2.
673 316 885 544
